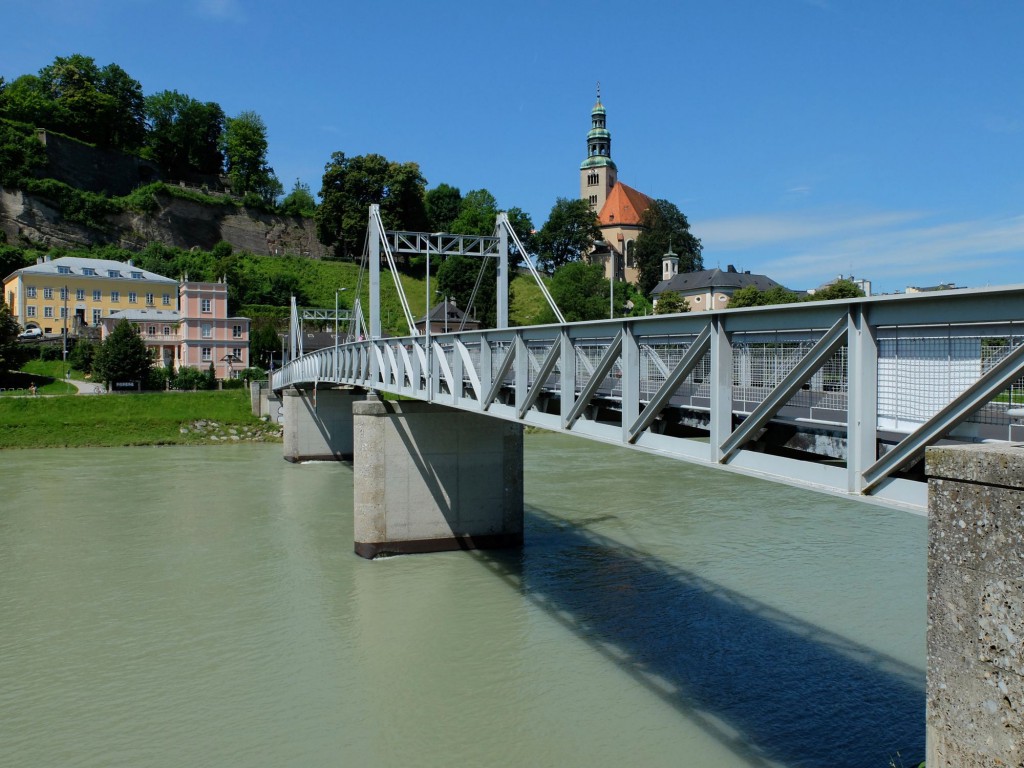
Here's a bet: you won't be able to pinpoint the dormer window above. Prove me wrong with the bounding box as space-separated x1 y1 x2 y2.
131 271 143 279
82 267 96 276
108 270 120 278
57 266 71 274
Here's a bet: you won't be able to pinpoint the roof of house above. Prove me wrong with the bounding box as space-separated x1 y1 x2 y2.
598 183 653 227
652 266 783 296
105 309 181 322
416 300 479 327
5 256 177 284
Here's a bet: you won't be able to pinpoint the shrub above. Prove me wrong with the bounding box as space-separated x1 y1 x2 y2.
173 366 206 390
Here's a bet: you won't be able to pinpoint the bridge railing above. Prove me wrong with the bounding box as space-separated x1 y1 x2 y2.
272 285 1024 510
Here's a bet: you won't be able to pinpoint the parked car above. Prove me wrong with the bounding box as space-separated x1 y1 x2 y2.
18 327 43 339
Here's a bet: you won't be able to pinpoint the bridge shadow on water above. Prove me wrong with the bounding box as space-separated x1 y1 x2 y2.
469 509 924 768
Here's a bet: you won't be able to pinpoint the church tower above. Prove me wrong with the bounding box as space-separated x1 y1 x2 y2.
579 84 618 213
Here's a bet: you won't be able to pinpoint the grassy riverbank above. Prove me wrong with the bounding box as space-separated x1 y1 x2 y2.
0 389 280 449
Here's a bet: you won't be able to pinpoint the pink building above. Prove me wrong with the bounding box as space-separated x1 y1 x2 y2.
101 280 250 379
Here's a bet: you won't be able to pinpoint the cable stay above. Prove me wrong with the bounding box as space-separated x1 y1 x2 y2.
498 215 565 325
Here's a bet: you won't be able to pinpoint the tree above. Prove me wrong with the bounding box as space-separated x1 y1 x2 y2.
449 189 499 236
279 178 316 217
809 278 864 301
0 121 46 187
505 206 535 262
92 319 152 386
436 254 498 328
425 183 462 232
533 197 600 272
0 300 20 372
726 285 764 309
222 110 281 202
249 320 283 369
654 290 689 314
634 199 703 295
316 152 427 260
538 261 609 323
143 90 225 177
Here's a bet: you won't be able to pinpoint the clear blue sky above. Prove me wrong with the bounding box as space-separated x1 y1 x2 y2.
4 0 1023 293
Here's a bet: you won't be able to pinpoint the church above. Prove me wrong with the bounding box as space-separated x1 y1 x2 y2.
579 88 654 285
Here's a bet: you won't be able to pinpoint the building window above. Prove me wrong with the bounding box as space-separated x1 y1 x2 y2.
163 325 170 335
59 287 68 301
111 291 120 302
107 270 120 278
60 307 68 319
26 306 36 317
44 306 53 318
144 325 154 335
57 265 71 274
93 309 102 325
201 298 211 313
26 287 36 299
201 323 212 339
44 287 53 299
589 195 597 206
93 290 101 301
128 292 137 304
625 240 636 269
201 347 212 362
162 293 171 306
145 293 154 305
232 348 242 360
131 271 143 280
82 267 96 276
76 288 85 301
232 324 242 338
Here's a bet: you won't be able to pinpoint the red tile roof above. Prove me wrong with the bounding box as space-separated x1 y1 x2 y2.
598 183 654 227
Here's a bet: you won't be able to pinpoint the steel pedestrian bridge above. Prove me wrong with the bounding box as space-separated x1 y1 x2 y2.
272 207 1024 513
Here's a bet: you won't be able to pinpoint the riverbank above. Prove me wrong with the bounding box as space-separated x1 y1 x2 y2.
0 389 281 449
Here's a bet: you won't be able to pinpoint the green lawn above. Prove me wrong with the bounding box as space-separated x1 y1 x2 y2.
0 389 277 449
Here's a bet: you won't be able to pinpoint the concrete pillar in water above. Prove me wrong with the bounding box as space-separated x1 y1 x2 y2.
282 386 365 462
925 443 1024 766
352 397 524 558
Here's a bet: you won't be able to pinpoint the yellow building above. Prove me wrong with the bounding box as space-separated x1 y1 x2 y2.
3 255 178 336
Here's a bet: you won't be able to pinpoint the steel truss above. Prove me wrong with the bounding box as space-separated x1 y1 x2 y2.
274 280 1024 513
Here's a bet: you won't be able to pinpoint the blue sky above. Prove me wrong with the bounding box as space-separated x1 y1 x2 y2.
4 0 1023 293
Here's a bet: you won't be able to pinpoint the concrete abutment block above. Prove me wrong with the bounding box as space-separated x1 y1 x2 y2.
282 386 365 462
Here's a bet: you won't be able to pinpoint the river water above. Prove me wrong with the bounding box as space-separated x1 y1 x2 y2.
0 436 925 767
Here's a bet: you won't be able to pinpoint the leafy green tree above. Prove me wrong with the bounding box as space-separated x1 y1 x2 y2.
143 90 225 177
249 320 283 369
279 178 316 216
316 152 427 260
655 290 689 314
68 338 97 373
0 120 46 187
450 189 499 236
809 278 864 301
534 197 600 272
635 199 703 295
726 285 764 309
222 110 281 202
92 319 152 386
505 206 535 261
425 183 462 232
762 285 800 305
0 246 31 280
436 254 499 328
538 261 609 323
0 300 20 371
0 75 57 128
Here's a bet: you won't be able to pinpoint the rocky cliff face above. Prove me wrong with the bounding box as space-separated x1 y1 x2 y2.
0 186 325 257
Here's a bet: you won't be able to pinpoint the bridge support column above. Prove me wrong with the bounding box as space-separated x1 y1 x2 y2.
925 444 1024 766
282 386 365 462
352 397 523 558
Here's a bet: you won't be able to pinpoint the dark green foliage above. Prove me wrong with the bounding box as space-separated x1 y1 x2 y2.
144 365 172 391
142 90 225 177
68 338 97 372
436 254 499 328
249 320 283 369
449 189 498 236
0 301 20 370
534 197 600 272
24 178 121 230
537 261 609 323
279 179 316 217
635 199 703 295
93 319 152 385
425 183 462 232
505 206 536 261
0 119 47 187
654 290 689 314
316 152 427 260
0 245 32 281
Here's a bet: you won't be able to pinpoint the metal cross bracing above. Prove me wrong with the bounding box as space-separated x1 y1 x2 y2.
273 269 1024 513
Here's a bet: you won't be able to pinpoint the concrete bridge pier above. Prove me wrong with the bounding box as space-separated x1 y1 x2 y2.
926 443 1024 766
352 396 524 559
282 386 365 462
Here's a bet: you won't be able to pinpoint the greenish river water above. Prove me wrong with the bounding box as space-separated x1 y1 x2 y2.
0 435 925 767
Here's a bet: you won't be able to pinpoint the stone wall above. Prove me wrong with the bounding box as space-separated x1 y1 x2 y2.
0 186 324 258
37 130 162 196
926 443 1024 766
